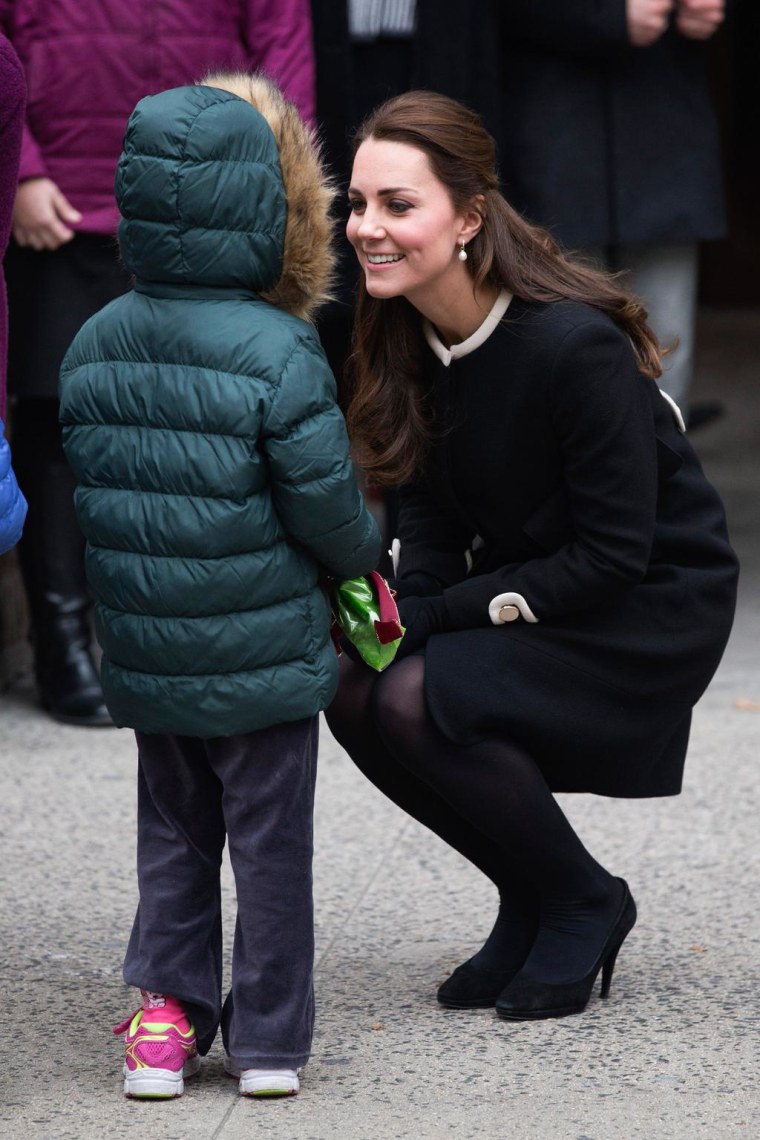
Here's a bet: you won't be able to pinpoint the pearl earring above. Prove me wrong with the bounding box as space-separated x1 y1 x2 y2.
458 241 468 262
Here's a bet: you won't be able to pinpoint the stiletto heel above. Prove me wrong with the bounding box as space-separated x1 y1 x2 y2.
600 946 620 999
495 878 637 1021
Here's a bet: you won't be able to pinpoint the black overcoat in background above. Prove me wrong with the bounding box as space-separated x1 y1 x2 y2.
311 0 502 322
395 300 738 798
312 0 502 180
497 1 726 246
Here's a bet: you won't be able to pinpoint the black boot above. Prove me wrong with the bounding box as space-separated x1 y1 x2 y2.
12 400 112 726
33 594 112 725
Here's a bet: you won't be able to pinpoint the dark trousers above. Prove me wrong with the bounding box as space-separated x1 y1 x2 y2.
123 717 319 1069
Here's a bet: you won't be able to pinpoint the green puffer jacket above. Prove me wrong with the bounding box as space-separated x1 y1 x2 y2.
59 76 380 737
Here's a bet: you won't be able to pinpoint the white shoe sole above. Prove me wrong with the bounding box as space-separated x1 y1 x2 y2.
123 1054 201 1099
224 1058 299 1097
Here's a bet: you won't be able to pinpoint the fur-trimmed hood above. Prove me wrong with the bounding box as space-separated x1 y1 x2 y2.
116 73 335 322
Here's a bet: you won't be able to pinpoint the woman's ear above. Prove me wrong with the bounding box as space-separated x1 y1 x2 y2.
458 195 486 244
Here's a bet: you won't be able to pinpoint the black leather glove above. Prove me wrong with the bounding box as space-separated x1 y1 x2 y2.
396 595 447 659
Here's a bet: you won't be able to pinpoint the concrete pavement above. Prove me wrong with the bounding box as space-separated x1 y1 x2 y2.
1 308 758 1139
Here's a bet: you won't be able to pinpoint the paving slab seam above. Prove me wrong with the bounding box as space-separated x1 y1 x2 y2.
210 1098 239 1139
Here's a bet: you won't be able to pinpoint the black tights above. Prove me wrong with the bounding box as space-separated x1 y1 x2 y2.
326 654 621 982
10 398 87 614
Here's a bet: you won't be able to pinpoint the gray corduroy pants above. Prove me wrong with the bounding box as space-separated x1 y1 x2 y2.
122 717 318 1069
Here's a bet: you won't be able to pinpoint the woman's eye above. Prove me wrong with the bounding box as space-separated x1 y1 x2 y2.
348 199 365 214
388 199 412 214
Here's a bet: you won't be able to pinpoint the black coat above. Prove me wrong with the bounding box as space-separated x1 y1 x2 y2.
395 299 738 797
497 2 726 245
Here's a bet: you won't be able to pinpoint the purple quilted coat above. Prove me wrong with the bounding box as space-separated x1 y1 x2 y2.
0 0 315 234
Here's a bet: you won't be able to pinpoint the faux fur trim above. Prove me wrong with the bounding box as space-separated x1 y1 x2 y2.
200 71 335 322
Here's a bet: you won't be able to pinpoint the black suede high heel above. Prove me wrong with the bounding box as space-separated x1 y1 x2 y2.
437 960 519 1009
495 878 637 1021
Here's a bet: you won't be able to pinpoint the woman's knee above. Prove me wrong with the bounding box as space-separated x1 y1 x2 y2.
372 656 427 756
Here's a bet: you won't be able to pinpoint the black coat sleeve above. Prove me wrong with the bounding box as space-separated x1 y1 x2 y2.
395 479 476 599
500 0 630 56
442 321 659 627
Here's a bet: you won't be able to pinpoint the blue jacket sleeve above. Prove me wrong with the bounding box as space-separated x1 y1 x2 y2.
0 419 27 554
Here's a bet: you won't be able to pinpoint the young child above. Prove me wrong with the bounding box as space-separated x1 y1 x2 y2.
59 73 380 1099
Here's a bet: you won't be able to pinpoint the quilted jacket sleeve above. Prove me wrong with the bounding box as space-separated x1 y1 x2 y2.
262 333 381 578
0 418 27 554
244 0 316 124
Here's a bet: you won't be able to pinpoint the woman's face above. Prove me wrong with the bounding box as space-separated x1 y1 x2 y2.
347 138 473 309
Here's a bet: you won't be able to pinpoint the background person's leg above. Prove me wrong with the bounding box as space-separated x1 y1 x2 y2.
616 242 699 413
5 235 131 722
11 398 110 724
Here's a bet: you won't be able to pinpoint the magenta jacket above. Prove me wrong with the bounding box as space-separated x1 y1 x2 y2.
0 30 25 420
0 0 315 235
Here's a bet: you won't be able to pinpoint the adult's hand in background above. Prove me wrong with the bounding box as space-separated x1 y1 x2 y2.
675 0 725 40
626 0 674 46
12 177 82 250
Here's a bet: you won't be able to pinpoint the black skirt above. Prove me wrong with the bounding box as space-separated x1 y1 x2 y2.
423 560 735 800
424 624 695 799
5 233 132 399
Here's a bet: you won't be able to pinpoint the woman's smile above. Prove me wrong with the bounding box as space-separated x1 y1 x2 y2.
365 252 405 266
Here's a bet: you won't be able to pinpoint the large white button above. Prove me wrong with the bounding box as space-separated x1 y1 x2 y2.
499 604 520 622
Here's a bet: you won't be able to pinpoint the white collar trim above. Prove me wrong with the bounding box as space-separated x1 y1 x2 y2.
423 289 512 366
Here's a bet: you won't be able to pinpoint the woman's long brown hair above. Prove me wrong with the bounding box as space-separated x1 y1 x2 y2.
345 91 664 487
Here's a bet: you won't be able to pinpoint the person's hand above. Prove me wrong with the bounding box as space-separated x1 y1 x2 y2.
12 178 82 250
626 0 675 47
675 0 725 40
395 595 446 659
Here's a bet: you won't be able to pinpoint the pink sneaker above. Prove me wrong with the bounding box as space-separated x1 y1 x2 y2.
113 990 201 1099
